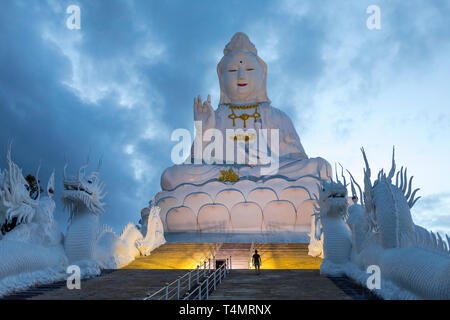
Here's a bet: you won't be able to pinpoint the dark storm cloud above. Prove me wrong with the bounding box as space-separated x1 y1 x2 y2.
0 0 171 231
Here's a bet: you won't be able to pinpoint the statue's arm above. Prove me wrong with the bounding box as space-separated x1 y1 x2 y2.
190 95 216 162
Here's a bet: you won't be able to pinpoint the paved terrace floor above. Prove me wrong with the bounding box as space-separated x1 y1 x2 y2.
209 270 378 300
22 269 377 300
7 269 188 300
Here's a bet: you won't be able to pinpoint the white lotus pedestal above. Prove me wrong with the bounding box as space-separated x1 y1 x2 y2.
154 175 321 234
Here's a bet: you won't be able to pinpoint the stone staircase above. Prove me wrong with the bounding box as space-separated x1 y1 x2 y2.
211 242 323 270
253 243 322 269
215 243 252 269
123 243 216 269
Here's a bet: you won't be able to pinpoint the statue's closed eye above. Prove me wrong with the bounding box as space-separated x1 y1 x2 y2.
228 69 238 72
246 68 255 71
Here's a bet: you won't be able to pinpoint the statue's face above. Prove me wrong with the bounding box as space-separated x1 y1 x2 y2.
221 51 264 104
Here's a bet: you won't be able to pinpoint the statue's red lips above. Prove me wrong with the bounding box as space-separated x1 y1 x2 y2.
237 83 248 87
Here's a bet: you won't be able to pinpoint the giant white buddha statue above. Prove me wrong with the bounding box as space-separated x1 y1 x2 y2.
162 32 330 190
155 32 331 234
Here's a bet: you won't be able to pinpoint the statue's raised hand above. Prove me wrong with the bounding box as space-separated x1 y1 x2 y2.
193 95 215 131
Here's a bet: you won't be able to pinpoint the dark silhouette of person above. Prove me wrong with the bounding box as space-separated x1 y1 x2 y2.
252 250 261 274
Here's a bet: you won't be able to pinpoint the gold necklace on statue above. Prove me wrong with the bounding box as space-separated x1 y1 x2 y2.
228 104 261 128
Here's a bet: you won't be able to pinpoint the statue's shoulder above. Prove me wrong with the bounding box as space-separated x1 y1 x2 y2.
261 103 290 119
216 104 229 112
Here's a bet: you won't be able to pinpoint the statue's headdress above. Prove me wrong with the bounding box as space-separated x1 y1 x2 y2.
218 32 270 104
223 32 258 56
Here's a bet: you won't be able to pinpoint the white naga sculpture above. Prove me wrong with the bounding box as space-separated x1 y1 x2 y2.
0 148 66 294
0 148 165 297
156 32 331 233
63 160 166 269
308 168 352 263
315 147 450 299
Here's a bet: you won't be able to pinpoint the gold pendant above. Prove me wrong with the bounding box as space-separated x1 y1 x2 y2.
228 104 261 128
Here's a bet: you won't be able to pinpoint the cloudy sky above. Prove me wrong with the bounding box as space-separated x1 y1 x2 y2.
1 0 449 236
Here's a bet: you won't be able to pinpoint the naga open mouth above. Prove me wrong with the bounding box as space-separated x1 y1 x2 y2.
328 192 346 199
64 184 93 196
62 162 106 215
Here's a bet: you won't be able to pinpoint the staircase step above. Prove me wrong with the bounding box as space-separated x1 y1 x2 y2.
250 243 321 269
123 243 216 269
214 243 252 270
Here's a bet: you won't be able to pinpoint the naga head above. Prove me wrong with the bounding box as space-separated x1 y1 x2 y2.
315 164 349 218
1 146 55 229
355 147 420 248
62 157 106 216
359 147 421 221
312 167 348 241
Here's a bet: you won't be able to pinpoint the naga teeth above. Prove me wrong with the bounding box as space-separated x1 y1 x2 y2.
328 192 346 198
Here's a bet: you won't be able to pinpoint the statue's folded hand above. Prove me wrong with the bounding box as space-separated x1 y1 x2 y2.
193 94 215 131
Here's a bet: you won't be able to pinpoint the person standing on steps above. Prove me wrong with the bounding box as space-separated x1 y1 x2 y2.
252 250 261 274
